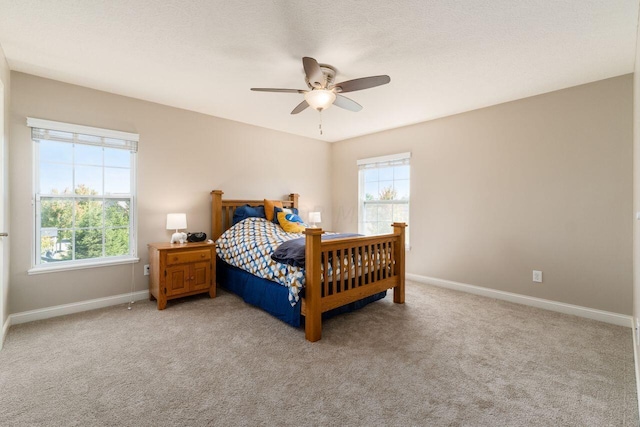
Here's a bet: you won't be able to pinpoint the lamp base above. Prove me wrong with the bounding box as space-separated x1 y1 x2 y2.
170 232 187 244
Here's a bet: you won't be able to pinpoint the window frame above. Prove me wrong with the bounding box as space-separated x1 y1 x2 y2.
27 118 139 274
357 152 411 248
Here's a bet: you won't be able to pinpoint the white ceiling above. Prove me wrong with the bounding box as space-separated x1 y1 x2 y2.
0 0 637 142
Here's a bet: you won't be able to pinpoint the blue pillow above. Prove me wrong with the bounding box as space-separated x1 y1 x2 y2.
233 205 266 225
273 206 299 225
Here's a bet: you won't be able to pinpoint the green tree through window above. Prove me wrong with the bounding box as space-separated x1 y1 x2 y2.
40 185 131 262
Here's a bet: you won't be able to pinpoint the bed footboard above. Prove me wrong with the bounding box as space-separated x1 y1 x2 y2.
303 223 406 342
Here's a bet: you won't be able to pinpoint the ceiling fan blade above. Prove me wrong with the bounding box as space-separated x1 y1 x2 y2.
333 95 362 112
291 100 309 114
251 88 305 93
333 75 390 93
302 57 325 88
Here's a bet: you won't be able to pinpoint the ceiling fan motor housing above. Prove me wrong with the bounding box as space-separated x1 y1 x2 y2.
306 64 337 89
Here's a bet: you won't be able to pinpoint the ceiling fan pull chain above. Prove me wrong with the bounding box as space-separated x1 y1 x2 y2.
319 110 323 135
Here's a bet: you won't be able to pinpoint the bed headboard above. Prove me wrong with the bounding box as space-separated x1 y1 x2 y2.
211 190 299 241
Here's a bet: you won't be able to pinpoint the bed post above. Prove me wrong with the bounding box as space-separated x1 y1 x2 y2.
304 227 323 342
211 190 224 241
289 193 299 209
392 222 407 304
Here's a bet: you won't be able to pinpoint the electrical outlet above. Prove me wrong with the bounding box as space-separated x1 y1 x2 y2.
144 264 150 276
533 270 542 283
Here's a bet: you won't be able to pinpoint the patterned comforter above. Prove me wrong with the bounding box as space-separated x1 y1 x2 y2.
215 217 307 306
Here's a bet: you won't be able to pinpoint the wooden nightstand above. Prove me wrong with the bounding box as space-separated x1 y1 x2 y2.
147 241 216 310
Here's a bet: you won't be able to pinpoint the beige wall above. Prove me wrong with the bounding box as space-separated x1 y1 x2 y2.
9 72 331 314
331 75 633 315
0 45 9 328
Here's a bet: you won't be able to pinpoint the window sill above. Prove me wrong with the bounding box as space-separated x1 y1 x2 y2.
28 256 140 275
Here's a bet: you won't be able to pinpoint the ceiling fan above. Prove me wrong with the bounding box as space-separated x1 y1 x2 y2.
251 57 391 114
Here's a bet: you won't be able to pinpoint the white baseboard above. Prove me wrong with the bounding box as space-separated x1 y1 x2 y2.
8 290 150 326
407 273 633 328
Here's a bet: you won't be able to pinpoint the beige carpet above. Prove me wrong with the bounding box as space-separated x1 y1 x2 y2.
0 282 637 426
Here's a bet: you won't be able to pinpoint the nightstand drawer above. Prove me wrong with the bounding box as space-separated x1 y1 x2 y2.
166 249 212 266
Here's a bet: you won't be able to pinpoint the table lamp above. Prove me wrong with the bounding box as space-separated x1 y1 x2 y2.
166 213 187 243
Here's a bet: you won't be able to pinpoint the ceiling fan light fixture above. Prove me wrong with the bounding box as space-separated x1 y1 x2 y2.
304 89 336 111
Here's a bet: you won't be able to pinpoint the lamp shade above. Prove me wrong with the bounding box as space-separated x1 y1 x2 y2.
304 89 336 111
166 213 187 230
308 212 322 224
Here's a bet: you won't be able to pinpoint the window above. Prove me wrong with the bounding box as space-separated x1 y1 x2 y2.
358 152 410 245
28 118 138 272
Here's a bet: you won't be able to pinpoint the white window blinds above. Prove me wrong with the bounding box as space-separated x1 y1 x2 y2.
28 118 138 152
357 152 411 170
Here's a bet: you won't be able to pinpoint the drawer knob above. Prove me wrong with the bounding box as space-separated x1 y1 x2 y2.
201 254 205 258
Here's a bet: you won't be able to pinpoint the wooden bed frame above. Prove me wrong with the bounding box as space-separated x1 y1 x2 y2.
211 190 406 342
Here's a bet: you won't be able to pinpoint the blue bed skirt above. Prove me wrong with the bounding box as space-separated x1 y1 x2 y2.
217 259 387 328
